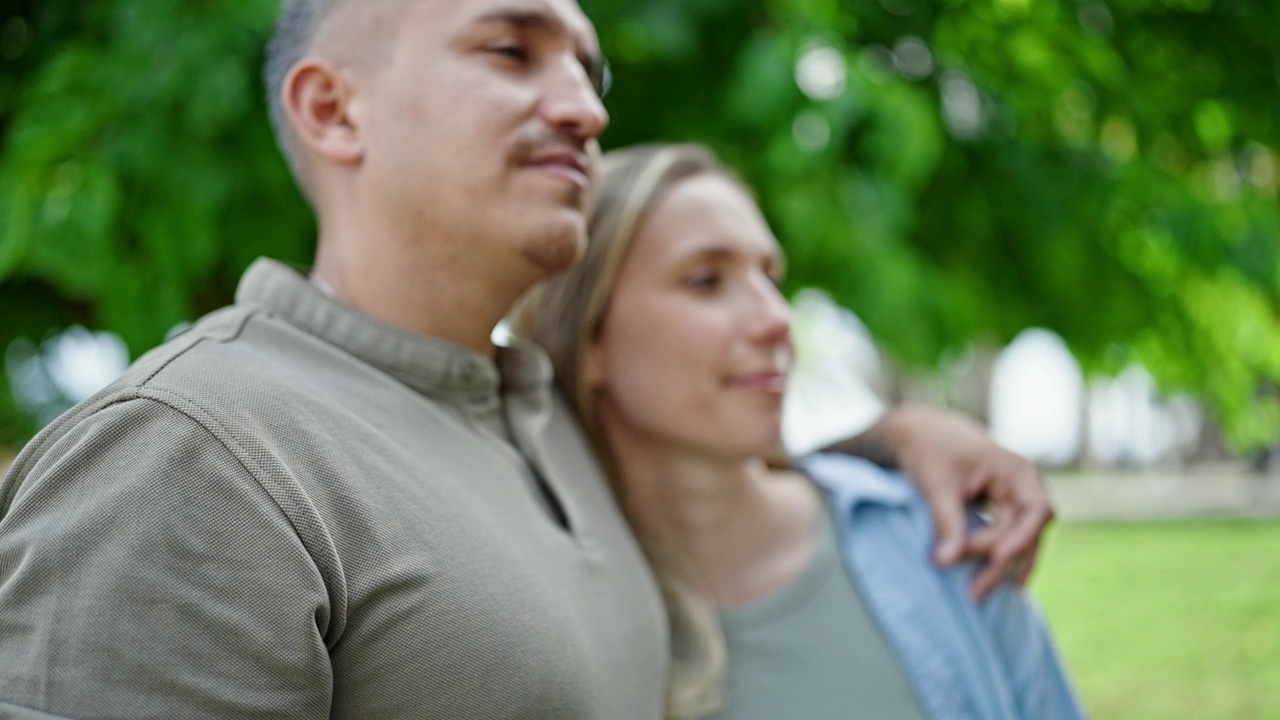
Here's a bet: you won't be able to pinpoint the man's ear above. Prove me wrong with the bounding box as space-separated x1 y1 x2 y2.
282 59 364 165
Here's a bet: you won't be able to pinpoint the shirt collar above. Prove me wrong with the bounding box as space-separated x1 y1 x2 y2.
234 257 553 403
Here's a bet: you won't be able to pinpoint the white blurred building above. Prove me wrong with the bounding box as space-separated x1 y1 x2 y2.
782 291 1204 468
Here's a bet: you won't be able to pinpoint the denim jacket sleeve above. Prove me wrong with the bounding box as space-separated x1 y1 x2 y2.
799 453 1086 720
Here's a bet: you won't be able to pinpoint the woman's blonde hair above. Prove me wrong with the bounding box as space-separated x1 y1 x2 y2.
510 143 733 719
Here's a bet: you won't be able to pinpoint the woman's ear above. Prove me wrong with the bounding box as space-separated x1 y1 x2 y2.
583 339 606 390
282 59 365 166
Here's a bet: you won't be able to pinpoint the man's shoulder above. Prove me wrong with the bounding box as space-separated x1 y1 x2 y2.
8 304 339 482
0 301 360 534
123 302 306 393
98 300 376 432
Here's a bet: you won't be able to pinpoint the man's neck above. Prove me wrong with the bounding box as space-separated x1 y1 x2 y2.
310 238 535 357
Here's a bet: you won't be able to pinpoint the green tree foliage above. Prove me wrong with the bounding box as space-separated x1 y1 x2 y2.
0 0 1276 451
587 0 1280 451
0 0 311 445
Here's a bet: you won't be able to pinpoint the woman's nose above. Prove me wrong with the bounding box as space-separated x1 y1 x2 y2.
750 280 792 346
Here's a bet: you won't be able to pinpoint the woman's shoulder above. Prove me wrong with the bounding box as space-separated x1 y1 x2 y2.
796 453 922 513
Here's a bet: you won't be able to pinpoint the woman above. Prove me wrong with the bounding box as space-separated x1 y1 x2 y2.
513 144 1083 719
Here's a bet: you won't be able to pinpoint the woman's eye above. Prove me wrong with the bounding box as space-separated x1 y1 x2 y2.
687 270 721 292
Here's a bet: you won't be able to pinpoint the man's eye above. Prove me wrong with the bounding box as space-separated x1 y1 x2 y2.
490 44 528 62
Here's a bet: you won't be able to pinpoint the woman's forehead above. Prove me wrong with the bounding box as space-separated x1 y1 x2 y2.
636 175 781 260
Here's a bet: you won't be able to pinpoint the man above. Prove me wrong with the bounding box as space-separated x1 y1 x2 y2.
0 0 1050 718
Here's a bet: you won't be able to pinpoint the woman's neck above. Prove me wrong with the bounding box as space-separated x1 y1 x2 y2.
612 440 820 610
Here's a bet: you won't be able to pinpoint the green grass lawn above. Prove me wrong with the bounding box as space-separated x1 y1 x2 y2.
1030 520 1280 720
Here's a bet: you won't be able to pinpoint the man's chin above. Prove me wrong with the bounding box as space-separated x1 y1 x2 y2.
520 220 587 276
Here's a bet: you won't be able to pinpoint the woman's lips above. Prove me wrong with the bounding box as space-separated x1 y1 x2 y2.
731 372 788 395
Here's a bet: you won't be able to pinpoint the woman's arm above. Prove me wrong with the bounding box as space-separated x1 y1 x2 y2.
821 404 1053 600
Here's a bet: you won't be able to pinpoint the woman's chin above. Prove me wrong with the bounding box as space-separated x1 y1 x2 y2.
722 426 787 461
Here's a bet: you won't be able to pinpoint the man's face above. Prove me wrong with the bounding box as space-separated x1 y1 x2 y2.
355 0 609 277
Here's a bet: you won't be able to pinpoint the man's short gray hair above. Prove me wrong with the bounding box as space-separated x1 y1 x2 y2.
263 0 341 189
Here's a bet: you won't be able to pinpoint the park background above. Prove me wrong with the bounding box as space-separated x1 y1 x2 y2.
0 0 1276 717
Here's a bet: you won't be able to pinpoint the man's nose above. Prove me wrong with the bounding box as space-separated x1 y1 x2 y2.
541 56 610 141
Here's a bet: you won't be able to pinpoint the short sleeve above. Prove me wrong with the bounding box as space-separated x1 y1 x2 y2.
0 398 333 719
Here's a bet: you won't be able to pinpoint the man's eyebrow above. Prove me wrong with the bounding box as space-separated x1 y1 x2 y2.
475 7 559 31
472 7 607 96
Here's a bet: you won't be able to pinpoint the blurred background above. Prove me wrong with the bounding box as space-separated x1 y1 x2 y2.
0 0 1276 717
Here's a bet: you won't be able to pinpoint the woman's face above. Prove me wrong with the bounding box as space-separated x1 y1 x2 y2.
589 173 793 460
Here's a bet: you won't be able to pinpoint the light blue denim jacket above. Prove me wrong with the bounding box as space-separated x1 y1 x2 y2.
799 453 1087 720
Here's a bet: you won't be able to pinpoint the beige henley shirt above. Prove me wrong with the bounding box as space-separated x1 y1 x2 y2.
0 258 667 720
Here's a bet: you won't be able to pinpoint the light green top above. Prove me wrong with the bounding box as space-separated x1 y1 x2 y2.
711 500 927 720
0 258 667 720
